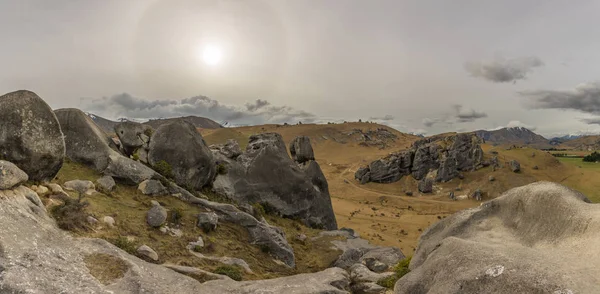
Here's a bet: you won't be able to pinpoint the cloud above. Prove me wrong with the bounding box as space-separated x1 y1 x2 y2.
490 120 537 131
422 105 487 127
369 115 395 121
82 93 317 125
453 105 488 122
581 117 600 125
520 81 600 114
465 56 544 83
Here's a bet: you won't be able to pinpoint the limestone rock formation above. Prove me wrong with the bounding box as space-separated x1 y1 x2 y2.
209 139 242 159
289 136 315 163
148 121 216 190
395 182 597 294
96 175 116 192
197 212 219 232
211 133 337 230
417 177 433 193
0 160 28 189
55 108 118 171
356 133 483 185
138 179 167 196
510 159 521 172
147 201 167 227
0 90 65 181
114 121 153 157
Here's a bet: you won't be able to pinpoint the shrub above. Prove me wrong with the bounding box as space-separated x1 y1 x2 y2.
213 265 243 281
259 244 270 253
50 193 90 232
377 256 412 289
143 128 154 138
193 245 203 252
153 160 173 178
252 203 266 219
170 208 183 225
583 151 600 162
113 236 137 255
132 149 140 161
216 163 227 175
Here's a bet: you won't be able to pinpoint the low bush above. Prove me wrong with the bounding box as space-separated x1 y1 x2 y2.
153 160 173 178
50 193 90 231
112 236 137 255
213 265 243 281
377 256 412 289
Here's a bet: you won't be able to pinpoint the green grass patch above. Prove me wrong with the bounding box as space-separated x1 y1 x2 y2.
557 157 600 170
213 265 243 281
377 256 412 289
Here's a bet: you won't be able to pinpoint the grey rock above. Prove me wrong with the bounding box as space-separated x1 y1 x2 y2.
329 237 406 273
147 202 167 227
114 121 153 156
0 160 28 189
533 165 539 170
418 177 433 193
189 251 253 274
334 248 365 270
362 247 406 270
137 244 159 261
364 259 388 273
289 136 315 163
87 216 99 225
181 193 296 267
395 182 597 294
405 191 413 196
104 154 157 185
96 175 116 192
510 160 521 172
102 216 115 227
64 180 96 195
197 212 219 232
210 139 242 159
54 108 118 172
138 179 167 196
212 133 337 230
0 90 65 181
201 267 350 294
471 189 482 201
164 264 232 282
355 167 371 184
33 185 50 196
187 236 205 249
488 175 495 182
46 183 64 194
349 263 394 283
351 282 387 294
148 120 216 190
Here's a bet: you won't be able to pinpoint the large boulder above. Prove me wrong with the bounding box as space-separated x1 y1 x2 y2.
0 90 65 181
396 182 598 294
148 121 216 190
104 154 157 185
114 121 153 157
0 160 28 190
212 133 337 230
289 136 315 163
510 160 521 172
209 139 242 159
54 108 118 171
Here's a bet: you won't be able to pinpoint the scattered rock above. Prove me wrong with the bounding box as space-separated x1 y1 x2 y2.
189 251 253 274
104 154 158 185
510 160 521 172
96 176 116 192
489 175 495 182
289 136 315 163
364 258 388 273
471 189 482 201
187 236 205 249
46 183 64 194
197 212 219 232
209 139 242 159
418 177 433 193
295 234 308 244
138 179 167 196
148 120 216 190
349 263 394 283
0 161 28 190
0 90 65 182
533 165 539 170
87 216 99 225
64 180 96 195
137 244 159 261
102 216 115 227
34 185 49 196
405 191 413 196
147 202 167 227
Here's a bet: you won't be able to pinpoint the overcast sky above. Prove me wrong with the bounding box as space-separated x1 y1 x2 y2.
2 0 600 137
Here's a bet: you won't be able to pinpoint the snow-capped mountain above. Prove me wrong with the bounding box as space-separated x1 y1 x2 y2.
473 127 550 148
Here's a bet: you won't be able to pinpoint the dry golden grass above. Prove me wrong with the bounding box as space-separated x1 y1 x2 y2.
84 253 130 285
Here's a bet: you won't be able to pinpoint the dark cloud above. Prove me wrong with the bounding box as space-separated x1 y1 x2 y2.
83 93 317 125
423 105 487 127
453 105 488 122
581 118 600 125
520 81 600 114
465 56 544 83
369 115 395 121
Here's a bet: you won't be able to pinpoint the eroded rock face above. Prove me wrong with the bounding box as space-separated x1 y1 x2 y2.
356 133 483 185
55 108 118 171
212 133 337 230
289 136 315 163
148 121 216 190
209 139 242 159
396 182 597 294
0 90 65 181
114 121 153 157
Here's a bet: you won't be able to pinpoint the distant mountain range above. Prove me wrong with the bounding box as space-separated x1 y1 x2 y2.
548 134 583 146
85 113 222 134
473 127 551 148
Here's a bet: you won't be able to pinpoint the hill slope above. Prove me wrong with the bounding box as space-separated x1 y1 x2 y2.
474 127 550 148
85 113 119 134
558 135 600 150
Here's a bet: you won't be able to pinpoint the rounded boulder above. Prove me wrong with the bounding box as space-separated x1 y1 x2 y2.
0 90 65 181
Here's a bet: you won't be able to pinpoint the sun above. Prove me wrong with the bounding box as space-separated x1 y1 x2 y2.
201 44 222 66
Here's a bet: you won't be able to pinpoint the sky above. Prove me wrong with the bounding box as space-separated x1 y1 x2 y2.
2 0 600 137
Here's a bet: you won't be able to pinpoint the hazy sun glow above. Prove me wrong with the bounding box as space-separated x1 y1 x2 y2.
201 44 222 66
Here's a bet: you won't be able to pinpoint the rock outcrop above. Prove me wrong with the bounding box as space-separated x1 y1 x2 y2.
114 121 153 157
0 90 65 181
356 133 483 185
0 160 28 189
396 182 598 294
289 136 315 163
211 134 337 230
148 121 216 190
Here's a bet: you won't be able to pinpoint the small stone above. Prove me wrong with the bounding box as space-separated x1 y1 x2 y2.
188 236 205 250
364 258 389 273
96 175 116 192
87 216 99 225
295 234 308 244
197 212 219 232
0 160 28 190
102 216 115 227
533 165 539 170
147 204 167 227
405 191 413 196
137 244 159 261
46 183 64 194
485 265 505 277
488 175 495 182
35 185 49 196
418 178 433 193
138 179 167 196
510 160 521 173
